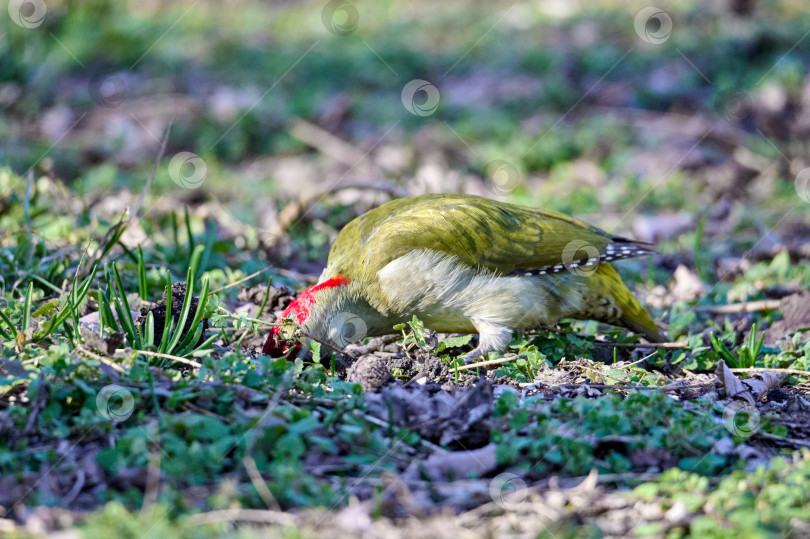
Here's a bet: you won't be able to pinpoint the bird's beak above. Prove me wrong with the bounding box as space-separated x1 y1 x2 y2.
262 326 300 358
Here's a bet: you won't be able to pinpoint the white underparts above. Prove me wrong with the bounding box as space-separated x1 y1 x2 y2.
376 249 582 346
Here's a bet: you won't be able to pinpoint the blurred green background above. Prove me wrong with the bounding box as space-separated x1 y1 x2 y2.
2 0 809 249
1 0 810 310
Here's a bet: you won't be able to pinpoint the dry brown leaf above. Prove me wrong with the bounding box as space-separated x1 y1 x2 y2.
716 361 786 404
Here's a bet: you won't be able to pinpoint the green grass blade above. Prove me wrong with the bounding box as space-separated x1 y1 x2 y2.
99 288 118 334
710 333 736 367
171 211 180 259
190 333 218 356
174 323 204 357
96 221 128 263
164 269 195 355
0 315 11 340
34 264 99 341
165 246 203 354
107 264 139 348
144 311 155 349
184 206 195 256
176 277 210 351
97 288 107 335
22 282 33 332
256 280 273 317
137 245 148 301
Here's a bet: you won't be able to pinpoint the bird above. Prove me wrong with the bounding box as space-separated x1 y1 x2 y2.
263 193 668 362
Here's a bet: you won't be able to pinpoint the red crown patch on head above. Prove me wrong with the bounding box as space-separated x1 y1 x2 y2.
262 275 350 357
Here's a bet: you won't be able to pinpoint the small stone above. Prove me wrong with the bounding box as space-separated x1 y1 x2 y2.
347 356 394 393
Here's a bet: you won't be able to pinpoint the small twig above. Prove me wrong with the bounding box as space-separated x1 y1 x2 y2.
234 373 292 489
756 430 810 448
695 299 782 314
79 210 128 280
596 340 688 349
730 367 810 377
208 266 317 296
290 118 374 169
184 508 296 527
243 455 282 512
21 353 47 365
457 355 521 371
209 267 271 295
140 421 162 522
626 350 658 366
263 180 405 249
76 345 129 374
132 119 172 219
63 470 85 506
518 381 716 391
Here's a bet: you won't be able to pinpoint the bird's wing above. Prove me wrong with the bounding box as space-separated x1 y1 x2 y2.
326 194 653 278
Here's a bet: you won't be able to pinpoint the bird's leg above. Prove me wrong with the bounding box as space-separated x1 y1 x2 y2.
461 319 513 364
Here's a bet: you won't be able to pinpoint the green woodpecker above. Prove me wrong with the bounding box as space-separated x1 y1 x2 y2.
264 194 667 361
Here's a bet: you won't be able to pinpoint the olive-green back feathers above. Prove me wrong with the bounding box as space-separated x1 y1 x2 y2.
326 194 653 280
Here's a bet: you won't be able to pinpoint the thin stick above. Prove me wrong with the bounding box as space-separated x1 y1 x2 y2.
208 266 316 295
76 345 129 374
518 381 716 391
730 367 810 377
184 508 295 527
626 350 658 366
290 118 371 169
263 180 405 249
457 355 521 371
596 341 688 349
695 299 782 314
756 430 810 447
243 455 281 512
132 119 172 219
209 267 272 295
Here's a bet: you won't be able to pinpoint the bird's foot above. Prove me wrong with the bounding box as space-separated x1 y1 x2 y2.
460 347 485 364
461 320 512 364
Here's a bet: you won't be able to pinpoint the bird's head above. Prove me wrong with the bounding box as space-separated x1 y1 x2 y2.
263 274 365 357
